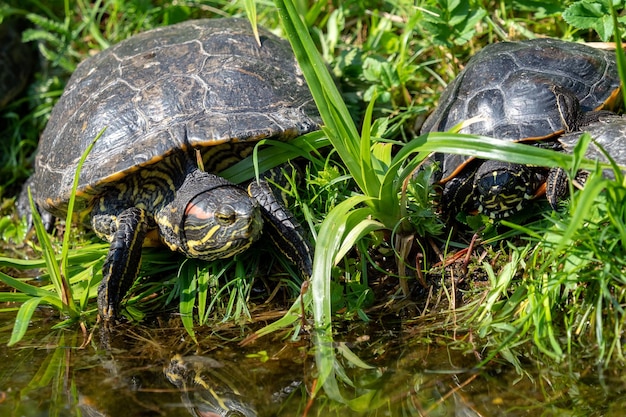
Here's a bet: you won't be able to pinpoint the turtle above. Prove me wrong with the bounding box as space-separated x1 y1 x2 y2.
28 18 320 323
0 18 35 109
421 38 621 219
546 113 626 207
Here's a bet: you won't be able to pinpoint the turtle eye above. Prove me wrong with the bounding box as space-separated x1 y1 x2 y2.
215 205 237 225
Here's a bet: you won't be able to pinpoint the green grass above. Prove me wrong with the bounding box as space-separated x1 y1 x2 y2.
1 0 626 408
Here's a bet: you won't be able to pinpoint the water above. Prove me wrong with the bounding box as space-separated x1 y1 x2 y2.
1 309 625 416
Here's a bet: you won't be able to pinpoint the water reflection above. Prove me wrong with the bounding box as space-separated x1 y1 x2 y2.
165 354 260 417
0 312 625 416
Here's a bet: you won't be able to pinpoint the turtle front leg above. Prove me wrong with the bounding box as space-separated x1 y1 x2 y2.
248 179 313 278
546 167 589 210
546 167 568 210
93 207 155 322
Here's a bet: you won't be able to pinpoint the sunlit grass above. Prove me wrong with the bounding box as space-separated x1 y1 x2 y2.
468 145 626 366
1 0 626 412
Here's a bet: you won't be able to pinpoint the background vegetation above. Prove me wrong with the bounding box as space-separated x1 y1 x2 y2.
1 0 625 406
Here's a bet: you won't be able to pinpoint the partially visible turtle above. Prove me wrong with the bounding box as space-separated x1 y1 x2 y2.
557 114 626 179
547 113 626 206
421 38 621 219
0 19 35 109
29 18 319 323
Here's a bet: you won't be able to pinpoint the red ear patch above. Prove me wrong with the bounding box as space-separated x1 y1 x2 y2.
185 203 214 220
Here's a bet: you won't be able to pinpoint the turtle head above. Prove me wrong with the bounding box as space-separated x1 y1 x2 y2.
473 161 543 219
157 170 263 260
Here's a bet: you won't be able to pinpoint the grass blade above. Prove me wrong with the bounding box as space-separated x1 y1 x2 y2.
0 271 56 299
243 0 260 45
251 291 311 339
178 261 198 343
8 297 43 346
57 128 103 311
275 0 366 192
28 187 64 301
310 195 373 401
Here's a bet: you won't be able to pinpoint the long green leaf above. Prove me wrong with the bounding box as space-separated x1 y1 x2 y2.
275 0 366 193
28 187 64 302
358 95 378 196
178 261 198 343
243 0 260 45
400 132 612 172
0 246 107 270
610 3 626 107
311 195 372 327
550 173 608 261
219 131 328 184
8 297 43 346
310 195 373 401
58 128 103 313
334 217 385 265
0 271 56 298
252 291 312 338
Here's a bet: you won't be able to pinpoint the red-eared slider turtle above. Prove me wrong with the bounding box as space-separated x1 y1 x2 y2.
29 18 319 323
0 19 35 108
421 38 621 219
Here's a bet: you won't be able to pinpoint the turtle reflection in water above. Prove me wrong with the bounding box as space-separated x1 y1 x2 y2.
165 354 257 417
27 18 319 325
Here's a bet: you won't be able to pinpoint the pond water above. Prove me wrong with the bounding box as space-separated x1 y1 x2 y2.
0 309 625 416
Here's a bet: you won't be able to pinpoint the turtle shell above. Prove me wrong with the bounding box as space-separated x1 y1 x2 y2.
421 38 621 182
32 18 319 216
558 114 626 180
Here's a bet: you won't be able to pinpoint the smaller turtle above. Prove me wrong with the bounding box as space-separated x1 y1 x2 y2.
422 38 621 219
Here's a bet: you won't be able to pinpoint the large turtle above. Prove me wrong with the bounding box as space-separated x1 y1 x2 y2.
29 18 319 323
421 38 621 219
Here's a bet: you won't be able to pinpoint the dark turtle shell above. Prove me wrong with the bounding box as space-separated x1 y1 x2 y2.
421 38 621 183
32 18 319 216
